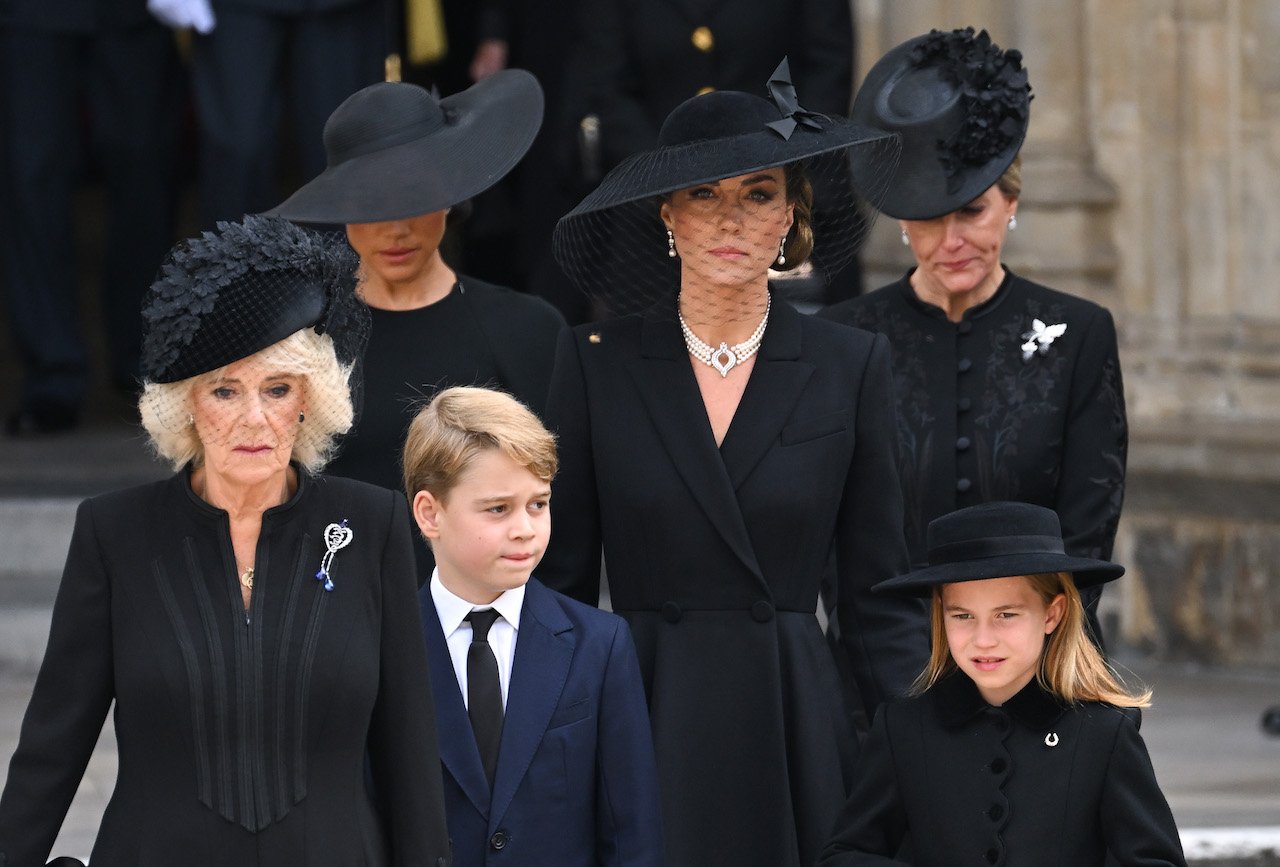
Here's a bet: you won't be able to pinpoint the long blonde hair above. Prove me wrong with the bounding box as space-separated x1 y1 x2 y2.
911 571 1150 708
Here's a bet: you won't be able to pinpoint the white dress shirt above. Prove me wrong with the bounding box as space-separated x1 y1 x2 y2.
429 569 525 710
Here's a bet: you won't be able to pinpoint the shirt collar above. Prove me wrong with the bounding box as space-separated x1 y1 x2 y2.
429 568 526 636
932 671 1067 731
897 265 1016 322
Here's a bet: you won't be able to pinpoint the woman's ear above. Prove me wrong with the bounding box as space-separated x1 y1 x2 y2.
412 490 444 541
659 200 673 230
1044 593 1067 635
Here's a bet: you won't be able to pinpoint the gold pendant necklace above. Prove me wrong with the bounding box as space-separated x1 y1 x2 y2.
240 566 254 590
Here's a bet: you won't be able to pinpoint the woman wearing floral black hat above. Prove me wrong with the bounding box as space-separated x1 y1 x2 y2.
821 28 1127 648
0 216 451 866
820 501 1185 866
540 60 927 867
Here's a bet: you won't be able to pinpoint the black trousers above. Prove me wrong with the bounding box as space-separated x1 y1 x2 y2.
0 21 181 409
192 1 383 227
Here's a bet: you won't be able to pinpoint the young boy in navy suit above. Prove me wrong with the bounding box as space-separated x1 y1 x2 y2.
404 386 665 866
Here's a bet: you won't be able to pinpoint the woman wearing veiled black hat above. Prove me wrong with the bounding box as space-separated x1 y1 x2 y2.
820 28 1127 648
270 72 566 508
819 502 1185 866
539 59 928 866
0 216 451 866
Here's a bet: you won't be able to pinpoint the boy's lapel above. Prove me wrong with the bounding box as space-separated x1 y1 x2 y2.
489 579 575 827
420 594 493 817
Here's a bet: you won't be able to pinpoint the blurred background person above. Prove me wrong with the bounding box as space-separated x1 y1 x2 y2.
0 0 181 434
821 28 1126 648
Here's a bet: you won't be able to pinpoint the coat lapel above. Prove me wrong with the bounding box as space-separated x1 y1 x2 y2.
627 304 765 580
420 598 493 817
489 580 574 827
719 298 814 490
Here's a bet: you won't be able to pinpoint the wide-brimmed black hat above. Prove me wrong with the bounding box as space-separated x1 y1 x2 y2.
873 502 1124 596
554 58 899 315
850 27 1032 220
141 215 368 383
267 71 543 224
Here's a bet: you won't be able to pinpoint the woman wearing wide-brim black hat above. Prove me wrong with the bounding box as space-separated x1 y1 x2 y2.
538 59 928 867
820 502 1186 866
820 28 1128 650
268 73 566 545
0 216 451 865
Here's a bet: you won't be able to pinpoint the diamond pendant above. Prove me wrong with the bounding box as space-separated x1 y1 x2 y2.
711 343 737 377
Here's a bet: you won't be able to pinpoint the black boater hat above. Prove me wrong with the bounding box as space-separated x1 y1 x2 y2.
850 27 1032 220
553 58 899 315
140 215 368 383
873 502 1124 597
268 70 544 224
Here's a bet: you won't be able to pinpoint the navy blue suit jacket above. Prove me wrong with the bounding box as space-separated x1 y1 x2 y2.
420 577 664 866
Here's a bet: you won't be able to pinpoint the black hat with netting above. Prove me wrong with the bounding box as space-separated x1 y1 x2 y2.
141 215 369 384
553 58 901 320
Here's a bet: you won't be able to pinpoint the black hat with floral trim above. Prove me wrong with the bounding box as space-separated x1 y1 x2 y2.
140 215 368 384
850 27 1032 220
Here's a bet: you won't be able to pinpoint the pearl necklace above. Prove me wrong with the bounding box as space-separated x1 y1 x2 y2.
678 294 771 377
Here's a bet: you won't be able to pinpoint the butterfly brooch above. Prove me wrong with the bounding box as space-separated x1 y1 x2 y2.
1021 319 1067 362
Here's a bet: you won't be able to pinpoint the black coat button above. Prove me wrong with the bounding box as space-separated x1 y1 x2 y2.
958 397 972 412
989 803 1005 821
750 601 774 623
956 478 972 493
990 757 1007 774
956 436 971 451
958 358 972 373
986 847 999 864
661 601 682 624
490 830 510 850
958 320 973 334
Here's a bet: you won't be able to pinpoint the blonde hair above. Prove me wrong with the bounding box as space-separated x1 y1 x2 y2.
776 162 815 271
912 571 1150 708
996 153 1022 200
138 328 354 473
402 386 558 504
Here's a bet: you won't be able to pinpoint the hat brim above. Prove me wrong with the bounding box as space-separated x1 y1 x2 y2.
873 552 1124 597
561 117 899 219
849 35 1026 220
267 70 544 224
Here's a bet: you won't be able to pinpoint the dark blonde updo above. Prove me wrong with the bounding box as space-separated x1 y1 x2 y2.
777 163 815 271
995 153 1022 200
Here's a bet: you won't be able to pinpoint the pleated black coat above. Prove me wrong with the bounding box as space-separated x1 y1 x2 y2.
539 296 928 867
819 674 1186 867
0 470 450 867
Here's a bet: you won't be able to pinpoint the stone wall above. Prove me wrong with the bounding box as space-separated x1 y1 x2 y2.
855 0 1280 667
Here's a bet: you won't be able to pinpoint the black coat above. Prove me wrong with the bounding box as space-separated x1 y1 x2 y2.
564 0 853 171
1 0 149 32
819 270 1127 570
819 675 1186 867
0 470 450 866
539 296 928 867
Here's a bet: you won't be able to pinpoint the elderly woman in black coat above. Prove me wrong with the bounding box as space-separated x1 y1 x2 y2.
821 28 1127 645
0 217 450 867
540 61 927 867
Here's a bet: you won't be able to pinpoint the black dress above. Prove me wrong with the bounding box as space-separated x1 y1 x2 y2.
539 296 928 867
0 469 450 866
820 270 1127 634
819 674 1187 866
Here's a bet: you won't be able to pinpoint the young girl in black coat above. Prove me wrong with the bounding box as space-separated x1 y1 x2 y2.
820 502 1187 867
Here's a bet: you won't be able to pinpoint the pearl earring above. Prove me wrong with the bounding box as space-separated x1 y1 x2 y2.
901 229 910 246
667 229 677 258
776 237 786 266
1008 214 1017 231
299 411 305 424
187 413 194 426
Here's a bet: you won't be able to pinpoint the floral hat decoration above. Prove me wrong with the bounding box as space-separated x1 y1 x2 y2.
140 215 368 384
850 27 1032 220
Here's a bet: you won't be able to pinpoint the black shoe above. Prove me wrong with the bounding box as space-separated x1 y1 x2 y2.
5 402 79 436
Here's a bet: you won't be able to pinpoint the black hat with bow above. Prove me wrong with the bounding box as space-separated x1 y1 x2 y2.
553 58 900 316
850 27 1032 220
873 502 1124 597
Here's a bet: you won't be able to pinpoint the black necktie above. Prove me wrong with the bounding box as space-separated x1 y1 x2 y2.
465 608 504 787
